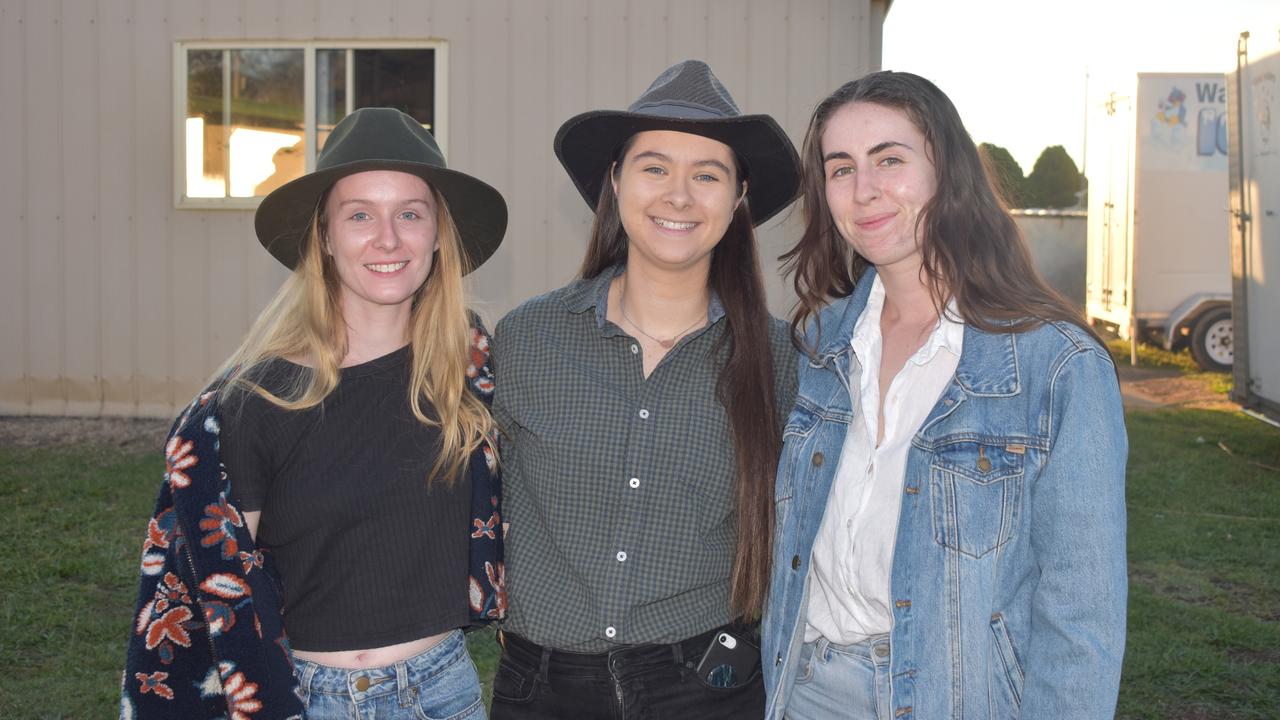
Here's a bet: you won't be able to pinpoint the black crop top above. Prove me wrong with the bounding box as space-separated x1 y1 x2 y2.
223 345 471 652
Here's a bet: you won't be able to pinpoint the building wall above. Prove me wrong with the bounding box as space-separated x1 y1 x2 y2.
1 0 885 417
1012 210 1087 307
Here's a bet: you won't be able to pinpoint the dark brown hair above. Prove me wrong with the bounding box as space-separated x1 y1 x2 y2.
579 137 780 620
782 71 1098 348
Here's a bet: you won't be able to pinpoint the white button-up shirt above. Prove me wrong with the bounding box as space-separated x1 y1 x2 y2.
805 275 965 644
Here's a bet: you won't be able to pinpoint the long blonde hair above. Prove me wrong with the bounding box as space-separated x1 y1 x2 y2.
217 184 494 485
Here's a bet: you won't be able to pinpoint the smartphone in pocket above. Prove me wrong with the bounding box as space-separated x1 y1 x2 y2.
694 630 760 689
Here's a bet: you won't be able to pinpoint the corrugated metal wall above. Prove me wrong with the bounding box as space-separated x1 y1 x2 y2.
0 0 885 417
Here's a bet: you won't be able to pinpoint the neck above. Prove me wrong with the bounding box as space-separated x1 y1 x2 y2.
615 258 711 335
340 303 412 367
876 259 942 328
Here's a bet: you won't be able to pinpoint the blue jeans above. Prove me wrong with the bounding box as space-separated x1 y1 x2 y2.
294 630 486 720
785 635 891 720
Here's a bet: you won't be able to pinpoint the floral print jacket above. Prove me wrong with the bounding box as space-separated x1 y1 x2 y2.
121 328 505 719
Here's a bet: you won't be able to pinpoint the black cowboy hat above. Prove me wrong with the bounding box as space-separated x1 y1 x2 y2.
255 107 507 272
554 60 800 226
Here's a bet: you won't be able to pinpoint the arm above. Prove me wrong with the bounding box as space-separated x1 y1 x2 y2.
1021 346 1128 718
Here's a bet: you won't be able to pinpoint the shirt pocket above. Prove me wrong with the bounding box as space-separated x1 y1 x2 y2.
776 402 822 504
929 440 1025 558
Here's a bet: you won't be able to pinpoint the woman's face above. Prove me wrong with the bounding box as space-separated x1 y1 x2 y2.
820 102 937 275
323 170 438 324
611 130 744 275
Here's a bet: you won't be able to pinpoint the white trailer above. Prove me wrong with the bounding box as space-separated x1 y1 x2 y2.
1086 73 1234 370
1227 33 1280 422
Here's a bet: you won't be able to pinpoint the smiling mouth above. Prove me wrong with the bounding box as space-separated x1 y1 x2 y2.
365 261 408 273
855 212 896 229
651 216 698 231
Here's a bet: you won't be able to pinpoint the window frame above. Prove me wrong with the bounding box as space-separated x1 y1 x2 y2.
172 39 449 210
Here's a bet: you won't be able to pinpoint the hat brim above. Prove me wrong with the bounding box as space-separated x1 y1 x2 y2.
254 159 508 274
553 111 800 226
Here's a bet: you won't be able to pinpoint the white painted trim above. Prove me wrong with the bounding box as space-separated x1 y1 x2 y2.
172 39 449 210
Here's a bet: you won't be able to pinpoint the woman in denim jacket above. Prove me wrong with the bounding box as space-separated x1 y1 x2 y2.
761 72 1127 719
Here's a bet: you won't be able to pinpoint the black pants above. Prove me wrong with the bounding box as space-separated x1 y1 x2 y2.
489 627 765 720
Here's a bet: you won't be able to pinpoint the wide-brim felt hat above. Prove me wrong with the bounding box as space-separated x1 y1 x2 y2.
255 107 507 273
554 60 800 226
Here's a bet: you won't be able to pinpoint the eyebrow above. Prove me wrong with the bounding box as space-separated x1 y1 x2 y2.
823 141 913 162
632 150 733 176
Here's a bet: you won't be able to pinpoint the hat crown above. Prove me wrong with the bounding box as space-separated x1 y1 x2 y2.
627 60 743 119
316 107 446 171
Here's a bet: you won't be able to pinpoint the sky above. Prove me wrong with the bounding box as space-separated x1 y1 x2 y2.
882 0 1279 175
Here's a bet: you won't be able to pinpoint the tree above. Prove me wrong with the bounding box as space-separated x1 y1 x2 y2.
978 143 1026 208
1024 145 1082 208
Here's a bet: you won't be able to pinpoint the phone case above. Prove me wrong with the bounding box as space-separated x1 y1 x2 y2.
694 631 760 688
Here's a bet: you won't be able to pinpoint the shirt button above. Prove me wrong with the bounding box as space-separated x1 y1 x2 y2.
775 653 783 666
638 409 650 419
812 452 824 466
791 555 801 570
629 477 641 489
630 344 639 354
605 626 617 638
616 551 627 562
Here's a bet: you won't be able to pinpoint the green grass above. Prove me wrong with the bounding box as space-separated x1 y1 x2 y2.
1 406 1277 718
1119 409 1280 719
1106 338 1234 395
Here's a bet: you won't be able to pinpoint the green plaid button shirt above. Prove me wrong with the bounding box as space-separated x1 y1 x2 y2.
492 266 799 651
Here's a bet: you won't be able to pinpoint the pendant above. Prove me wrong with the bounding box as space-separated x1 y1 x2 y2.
659 339 675 349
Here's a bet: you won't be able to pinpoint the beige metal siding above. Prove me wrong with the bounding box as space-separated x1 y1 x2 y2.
2 0 883 417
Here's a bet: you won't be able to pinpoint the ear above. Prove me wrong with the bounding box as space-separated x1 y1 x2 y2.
735 179 748 210
609 161 620 198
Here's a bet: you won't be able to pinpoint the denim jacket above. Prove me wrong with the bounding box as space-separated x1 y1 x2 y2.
762 271 1128 720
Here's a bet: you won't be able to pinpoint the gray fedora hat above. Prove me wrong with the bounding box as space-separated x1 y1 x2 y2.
255 107 507 272
554 60 800 226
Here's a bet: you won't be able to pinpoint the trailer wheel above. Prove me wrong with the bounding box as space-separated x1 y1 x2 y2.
1190 307 1233 372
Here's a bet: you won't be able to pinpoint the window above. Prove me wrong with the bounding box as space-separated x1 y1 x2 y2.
174 41 447 208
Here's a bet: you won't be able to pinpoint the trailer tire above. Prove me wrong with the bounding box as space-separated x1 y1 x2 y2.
1190 307 1233 372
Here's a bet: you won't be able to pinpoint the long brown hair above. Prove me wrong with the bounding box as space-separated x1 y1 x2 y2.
579 137 781 620
782 71 1098 349
217 182 494 486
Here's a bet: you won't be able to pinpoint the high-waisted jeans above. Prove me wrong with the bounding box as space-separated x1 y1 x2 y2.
293 630 486 720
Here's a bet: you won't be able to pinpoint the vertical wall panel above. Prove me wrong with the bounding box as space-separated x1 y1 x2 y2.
0 1 29 412
464 0 510 297
276 0 316 38
61 0 103 414
243 0 281 39
313 0 354 40
666 0 708 67
625 0 666 97
24 0 65 414
98 1 138 414
496 0 553 321
584 1 628 112
705 1 750 112
544 0 592 296
133 0 177 414
392 0 431 38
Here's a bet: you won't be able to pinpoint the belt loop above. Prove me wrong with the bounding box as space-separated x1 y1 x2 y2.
396 660 412 707
497 628 507 652
672 641 684 668
538 646 552 684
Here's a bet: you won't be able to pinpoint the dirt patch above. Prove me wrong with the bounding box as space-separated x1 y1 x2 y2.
1117 365 1237 411
0 416 171 452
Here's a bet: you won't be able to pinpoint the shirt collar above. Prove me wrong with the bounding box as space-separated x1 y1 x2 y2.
560 263 726 332
849 274 965 366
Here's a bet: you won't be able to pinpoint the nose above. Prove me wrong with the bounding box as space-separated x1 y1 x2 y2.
852 169 880 204
372 214 402 251
663 176 693 210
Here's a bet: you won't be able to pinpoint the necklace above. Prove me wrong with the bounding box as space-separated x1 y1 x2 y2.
618 276 706 349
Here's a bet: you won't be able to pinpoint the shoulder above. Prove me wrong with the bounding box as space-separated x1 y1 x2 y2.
495 280 586 340
1015 320 1112 371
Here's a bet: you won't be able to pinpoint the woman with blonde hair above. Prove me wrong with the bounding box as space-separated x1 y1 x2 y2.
123 107 507 720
